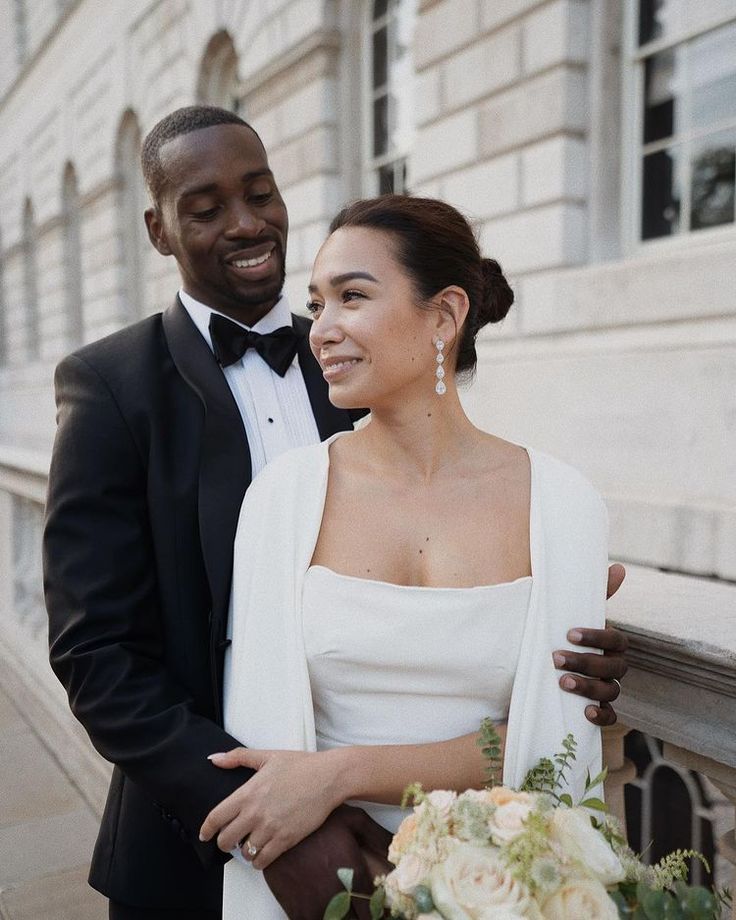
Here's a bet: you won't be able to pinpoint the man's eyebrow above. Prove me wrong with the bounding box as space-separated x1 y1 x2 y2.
178 169 274 200
307 271 378 293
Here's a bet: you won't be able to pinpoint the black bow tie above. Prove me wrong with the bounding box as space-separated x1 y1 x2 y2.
209 313 301 377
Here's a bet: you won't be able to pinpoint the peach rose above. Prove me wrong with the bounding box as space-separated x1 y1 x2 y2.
486 788 535 844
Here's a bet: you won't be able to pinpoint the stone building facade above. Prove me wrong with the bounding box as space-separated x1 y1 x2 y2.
0 0 734 887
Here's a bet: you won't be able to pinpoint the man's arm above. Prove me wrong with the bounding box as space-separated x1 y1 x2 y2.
43 353 252 867
554 563 629 726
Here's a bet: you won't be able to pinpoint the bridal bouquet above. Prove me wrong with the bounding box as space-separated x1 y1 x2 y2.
325 724 728 919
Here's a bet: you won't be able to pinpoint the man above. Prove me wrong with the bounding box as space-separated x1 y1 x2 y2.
43 106 628 920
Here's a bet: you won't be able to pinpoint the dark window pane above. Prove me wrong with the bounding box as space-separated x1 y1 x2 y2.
373 94 389 157
642 148 681 239
639 0 683 46
373 0 388 18
690 22 736 130
690 129 735 230
643 49 683 143
372 26 388 90
397 158 408 194
378 163 395 194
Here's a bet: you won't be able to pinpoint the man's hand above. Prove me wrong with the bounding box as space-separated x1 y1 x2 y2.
553 563 629 727
263 804 392 920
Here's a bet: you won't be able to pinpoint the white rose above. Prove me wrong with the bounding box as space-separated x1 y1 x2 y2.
540 877 619 919
392 852 433 895
486 788 536 844
426 789 458 819
551 808 625 886
430 844 535 920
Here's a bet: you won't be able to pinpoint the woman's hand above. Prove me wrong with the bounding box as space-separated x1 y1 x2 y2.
199 747 346 870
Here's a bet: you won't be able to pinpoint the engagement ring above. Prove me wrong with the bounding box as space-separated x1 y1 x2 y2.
245 839 259 858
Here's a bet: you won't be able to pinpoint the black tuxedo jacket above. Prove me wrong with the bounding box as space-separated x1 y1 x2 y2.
43 298 357 910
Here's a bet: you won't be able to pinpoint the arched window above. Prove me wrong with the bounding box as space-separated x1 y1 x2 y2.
115 111 147 323
22 199 39 361
364 0 418 194
196 31 240 112
61 163 83 347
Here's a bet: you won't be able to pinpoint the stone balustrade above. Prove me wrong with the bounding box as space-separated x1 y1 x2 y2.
605 564 736 913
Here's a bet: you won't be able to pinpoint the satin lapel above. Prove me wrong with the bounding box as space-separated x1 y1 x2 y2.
292 314 355 439
162 299 251 635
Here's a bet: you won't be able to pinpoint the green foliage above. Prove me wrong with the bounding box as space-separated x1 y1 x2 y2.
608 876 722 919
414 885 434 913
401 782 425 809
651 851 710 891
369 887 386 919
520 757 556 795
323 890 351 920
477 717 503 786
337 868 354 892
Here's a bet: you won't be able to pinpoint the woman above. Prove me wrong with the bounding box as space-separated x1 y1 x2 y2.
205 196 609 918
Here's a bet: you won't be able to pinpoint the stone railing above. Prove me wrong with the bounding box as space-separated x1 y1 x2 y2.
0 445 111 817
603 564 736 912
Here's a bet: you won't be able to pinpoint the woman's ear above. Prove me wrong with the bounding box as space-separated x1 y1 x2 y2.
433 286 470 349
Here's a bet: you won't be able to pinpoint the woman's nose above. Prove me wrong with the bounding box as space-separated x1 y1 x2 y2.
309 307 344 352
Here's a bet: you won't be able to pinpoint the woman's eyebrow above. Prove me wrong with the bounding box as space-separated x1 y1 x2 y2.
307 271 379 294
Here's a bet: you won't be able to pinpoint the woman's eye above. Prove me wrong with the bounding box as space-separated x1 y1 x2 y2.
251 192 273 205
306 300 323 316
342 290 364 302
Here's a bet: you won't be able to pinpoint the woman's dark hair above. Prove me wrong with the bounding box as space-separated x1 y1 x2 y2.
328 195 514 375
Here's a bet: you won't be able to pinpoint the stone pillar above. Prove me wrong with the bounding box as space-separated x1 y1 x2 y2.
602 722 636 831
664 745 736 917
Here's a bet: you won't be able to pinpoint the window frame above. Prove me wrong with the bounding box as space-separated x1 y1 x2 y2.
361 0 416 196
622 0 736 254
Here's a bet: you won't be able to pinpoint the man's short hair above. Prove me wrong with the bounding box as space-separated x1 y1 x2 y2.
141 105 262 206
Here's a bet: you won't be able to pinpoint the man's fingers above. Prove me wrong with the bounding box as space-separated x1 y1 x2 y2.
553 650 627 680
559 674 621 703
606 563 626 599
585 702 618 727
565 626 629 653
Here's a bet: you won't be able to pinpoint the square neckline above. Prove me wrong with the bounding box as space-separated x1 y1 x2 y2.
309 431 536 591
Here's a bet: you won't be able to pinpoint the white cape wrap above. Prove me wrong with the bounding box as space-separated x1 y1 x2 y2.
221 435 608 919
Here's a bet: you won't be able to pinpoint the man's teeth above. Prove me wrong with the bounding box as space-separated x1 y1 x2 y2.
328 360 360 371
232 251 272 268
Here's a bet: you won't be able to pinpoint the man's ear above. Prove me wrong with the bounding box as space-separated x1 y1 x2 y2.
145 207 172 256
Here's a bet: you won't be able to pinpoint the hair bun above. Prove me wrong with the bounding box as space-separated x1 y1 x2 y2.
478 258 514 326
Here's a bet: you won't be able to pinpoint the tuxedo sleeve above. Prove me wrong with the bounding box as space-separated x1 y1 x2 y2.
43 353 253 869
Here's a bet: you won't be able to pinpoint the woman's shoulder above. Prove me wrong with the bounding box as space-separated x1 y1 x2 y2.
528 446 608 528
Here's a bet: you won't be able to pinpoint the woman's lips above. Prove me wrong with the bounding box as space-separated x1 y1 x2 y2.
322 358 362 382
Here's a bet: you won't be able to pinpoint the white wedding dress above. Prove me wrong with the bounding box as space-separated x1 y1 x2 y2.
221 434 607 919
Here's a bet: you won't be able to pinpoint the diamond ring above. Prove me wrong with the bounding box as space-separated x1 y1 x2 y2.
246 839 259 858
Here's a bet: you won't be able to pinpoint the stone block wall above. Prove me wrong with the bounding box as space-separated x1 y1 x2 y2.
0 0 733 579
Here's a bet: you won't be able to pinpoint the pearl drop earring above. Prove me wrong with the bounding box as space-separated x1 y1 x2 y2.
435 339 446 395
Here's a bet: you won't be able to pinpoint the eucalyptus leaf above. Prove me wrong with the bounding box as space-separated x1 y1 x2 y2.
580 796 608 812
323 891 351 920
640 887 667 918
337 868 354 892
369 886 386 920
558 793 573 807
